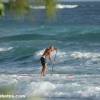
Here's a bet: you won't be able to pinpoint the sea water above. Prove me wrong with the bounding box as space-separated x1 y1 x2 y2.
0 1 100 100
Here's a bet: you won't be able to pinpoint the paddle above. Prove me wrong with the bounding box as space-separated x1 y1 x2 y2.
51 50 57 75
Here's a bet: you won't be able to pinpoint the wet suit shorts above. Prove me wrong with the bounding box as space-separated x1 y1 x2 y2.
40 56 46 66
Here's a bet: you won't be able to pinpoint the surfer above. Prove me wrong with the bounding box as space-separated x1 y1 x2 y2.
40 45 57 77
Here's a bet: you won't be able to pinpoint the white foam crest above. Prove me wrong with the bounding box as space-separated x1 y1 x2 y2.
0 74 35 86
27 81 56 96
30 5 45 9
78 86 100 97
49 84 100 97
27 81 100 97
45 74 68 81
30 4 79 10
0 47 13 52
56 4 79 9
0 74 17 85
71 51 100 59
34 49 44 58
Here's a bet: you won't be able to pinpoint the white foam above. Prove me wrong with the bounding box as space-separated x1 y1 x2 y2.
79 86 100 97
30 4 79 10
0 74 17 86
45 74 67 81
34 49 44 58
51 84 100 98
27 81 56 96
0 47 13 52
0 74 100 98
30 5 45 9
56 4 79 9
27 81 100 97
71 51 100 59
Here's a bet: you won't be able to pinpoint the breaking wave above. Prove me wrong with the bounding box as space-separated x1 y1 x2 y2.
0 47 13 52
30 4 79 10
0 74 100 98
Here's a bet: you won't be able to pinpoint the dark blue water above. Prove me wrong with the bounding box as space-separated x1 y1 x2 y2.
0 1 100 100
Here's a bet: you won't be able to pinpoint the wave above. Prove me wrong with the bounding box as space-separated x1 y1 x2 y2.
0 74 100 98
71 51 100 59
59 32 100 42
30 5 45 9
56 4 79 9
30 4 79 10
0 47 13 52
70 51 100 66
0 34 55 42
28 81 56 96
0 28 100 43
34 50 100 67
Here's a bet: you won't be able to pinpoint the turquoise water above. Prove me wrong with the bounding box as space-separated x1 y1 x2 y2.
0 1 100 100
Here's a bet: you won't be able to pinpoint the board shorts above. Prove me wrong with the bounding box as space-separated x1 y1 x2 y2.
40 56 47 66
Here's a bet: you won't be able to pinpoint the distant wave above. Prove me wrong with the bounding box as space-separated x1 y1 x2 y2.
0 34 55 43
30 5 45 9
30 4 79 9
56 4 79 9
0 47 13 52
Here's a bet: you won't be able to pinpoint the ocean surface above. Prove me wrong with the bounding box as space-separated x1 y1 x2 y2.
0 1 100 100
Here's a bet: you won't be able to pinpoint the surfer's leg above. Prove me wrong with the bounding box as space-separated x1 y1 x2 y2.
41 64 45 77
40 57 47 77
44 63 48 75
43 66 45 76
40 57 45 77
41 67 43 76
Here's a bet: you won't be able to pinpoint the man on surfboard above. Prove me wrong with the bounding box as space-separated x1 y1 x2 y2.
40 45 57 77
